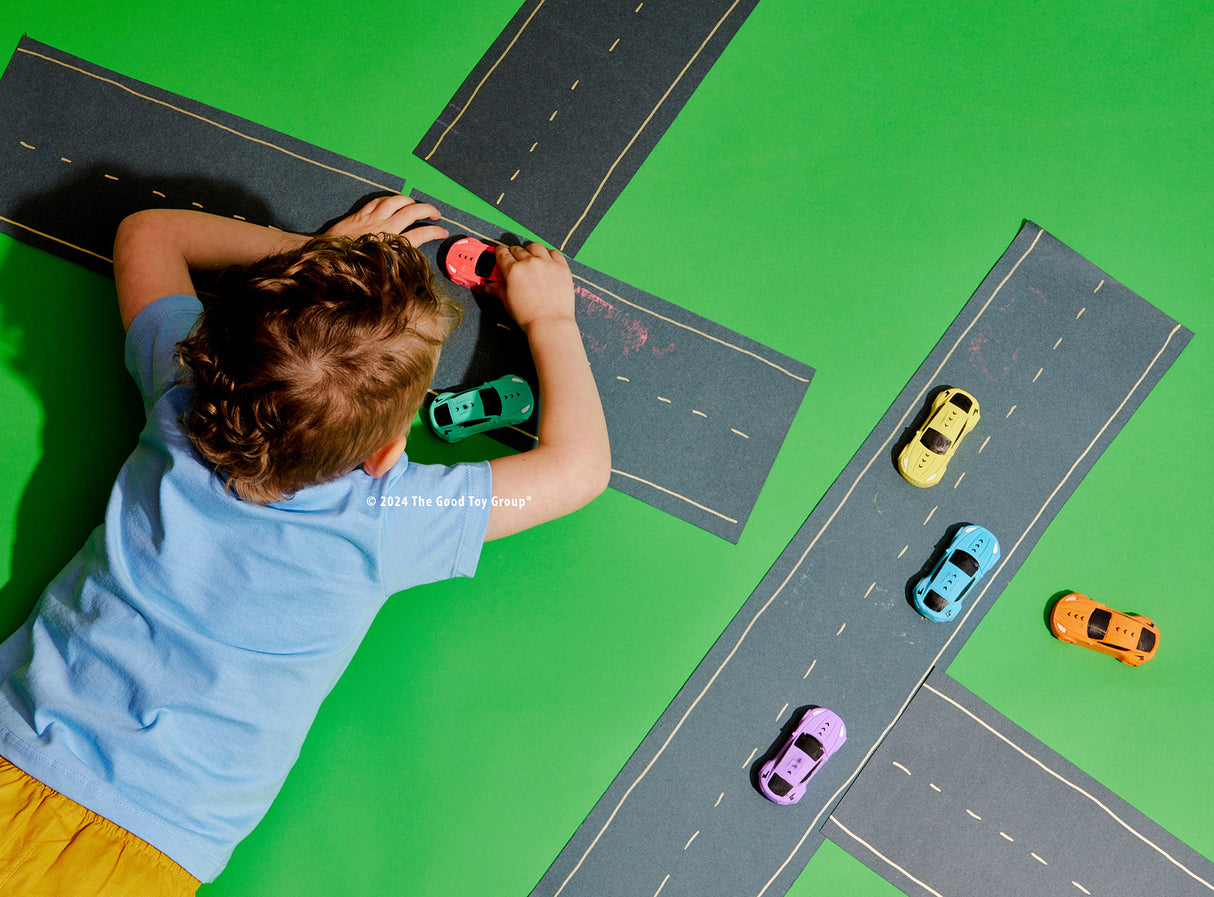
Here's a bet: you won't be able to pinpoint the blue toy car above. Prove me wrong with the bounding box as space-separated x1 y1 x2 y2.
913 525 1000 622
427 375 534 443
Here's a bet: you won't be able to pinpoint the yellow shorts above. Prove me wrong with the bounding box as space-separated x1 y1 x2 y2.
0 757 200 897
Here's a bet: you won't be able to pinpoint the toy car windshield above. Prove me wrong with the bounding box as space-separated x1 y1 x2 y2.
924 590 948 613
767 775 793 797
949 550 980 576
1088 608 1111 639
793 733 825 761
473 251 498 279
921 428 952 454
478 386 503 417
948 393 973 412
1137 629 1157 652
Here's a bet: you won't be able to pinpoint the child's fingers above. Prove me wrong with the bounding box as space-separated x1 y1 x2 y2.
502 242 561 264
495 242 527 270
384 201 441 231
338 195 441 234
365 193 422 218
401 223 449 248
521 242 568 269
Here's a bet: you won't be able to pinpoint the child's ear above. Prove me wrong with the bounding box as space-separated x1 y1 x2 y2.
362 435 408 478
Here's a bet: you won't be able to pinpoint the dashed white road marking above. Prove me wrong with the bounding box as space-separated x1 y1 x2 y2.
924 667 1212 891
892 762 911 776
561 230 1198 897
19 46 395 190
559 0 750 250
746 229 1049 897
683 830 699 850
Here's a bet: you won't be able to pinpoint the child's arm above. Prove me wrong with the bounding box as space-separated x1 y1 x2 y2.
483 243 611 540
112 195 446 331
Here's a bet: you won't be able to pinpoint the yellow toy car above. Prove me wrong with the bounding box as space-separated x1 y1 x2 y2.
1049 593 1159 666
897 387 981 487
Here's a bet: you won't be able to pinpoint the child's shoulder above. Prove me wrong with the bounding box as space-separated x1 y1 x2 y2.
124 294 202 410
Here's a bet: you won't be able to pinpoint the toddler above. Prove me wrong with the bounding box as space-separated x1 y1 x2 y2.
0 195 610 895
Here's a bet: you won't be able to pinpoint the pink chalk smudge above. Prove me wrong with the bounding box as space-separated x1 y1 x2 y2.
575 284 673 357
968 332 995 380
968 331 1023 381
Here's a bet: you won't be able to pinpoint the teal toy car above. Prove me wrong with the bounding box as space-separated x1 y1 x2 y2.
427 375 534 443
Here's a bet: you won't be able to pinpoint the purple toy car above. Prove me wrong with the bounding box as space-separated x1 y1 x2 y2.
758 706 847 805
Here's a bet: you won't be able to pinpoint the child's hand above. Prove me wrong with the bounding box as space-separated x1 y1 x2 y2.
482 239 609 540
488 242 574 331
324 195 448 247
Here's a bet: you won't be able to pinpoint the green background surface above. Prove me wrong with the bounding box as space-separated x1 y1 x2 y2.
0 2 1209 894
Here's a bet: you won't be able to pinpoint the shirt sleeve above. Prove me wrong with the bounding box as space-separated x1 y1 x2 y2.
376 458 493 594
123 294 204 414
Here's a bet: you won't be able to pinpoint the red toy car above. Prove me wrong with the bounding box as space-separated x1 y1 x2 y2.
437 235 504 291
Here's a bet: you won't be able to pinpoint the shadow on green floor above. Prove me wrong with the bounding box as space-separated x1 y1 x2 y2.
0 241 143 638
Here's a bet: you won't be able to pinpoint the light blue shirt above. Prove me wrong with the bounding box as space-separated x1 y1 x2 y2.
0 294 492 881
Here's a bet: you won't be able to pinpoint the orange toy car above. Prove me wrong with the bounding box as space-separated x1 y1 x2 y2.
1049 593 1159 666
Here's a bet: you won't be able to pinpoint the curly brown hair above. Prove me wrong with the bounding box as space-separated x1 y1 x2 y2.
176 233 461 504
